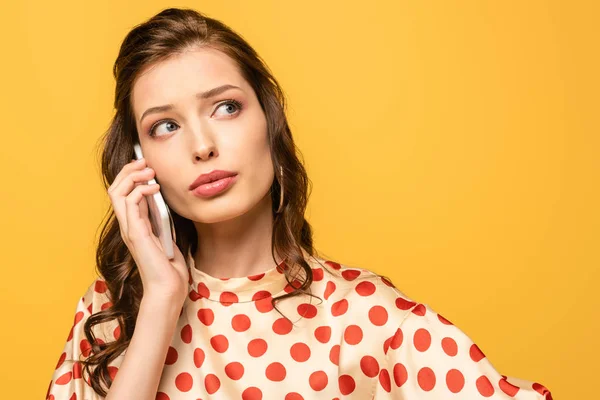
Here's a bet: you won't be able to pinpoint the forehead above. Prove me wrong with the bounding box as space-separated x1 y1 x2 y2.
131 47 246 114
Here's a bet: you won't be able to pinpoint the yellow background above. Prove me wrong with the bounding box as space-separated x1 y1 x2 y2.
1 1 597 398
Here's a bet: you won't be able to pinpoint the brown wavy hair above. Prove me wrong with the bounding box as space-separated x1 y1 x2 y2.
81 7 330 396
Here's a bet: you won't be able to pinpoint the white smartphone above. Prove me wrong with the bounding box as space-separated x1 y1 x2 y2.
132 143 176 259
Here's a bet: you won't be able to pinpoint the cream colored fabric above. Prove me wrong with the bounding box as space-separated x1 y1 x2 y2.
46 254 552 399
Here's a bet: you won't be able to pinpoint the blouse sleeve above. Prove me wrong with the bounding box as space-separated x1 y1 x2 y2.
372 302 553 399
45 279 115 400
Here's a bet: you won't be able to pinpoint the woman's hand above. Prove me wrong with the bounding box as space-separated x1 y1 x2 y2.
107 157 189 305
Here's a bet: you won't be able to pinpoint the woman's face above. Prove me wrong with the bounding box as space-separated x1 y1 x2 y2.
131 47 273 224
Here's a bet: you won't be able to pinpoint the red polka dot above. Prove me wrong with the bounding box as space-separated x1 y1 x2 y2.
470 343 486 362
108 366 118 381
499 377 520 396
390 328 404 350
74 311 84 325
383 336 392 354
242 387 263 400
266 362 286 381
56 371 72 385
355 281 376 296
232 314 251 332
197 282 210 298
101 301 112 311
476 375 495 397
248 272 266 281
189 290 202 301
411 303 426 316
413 328 432 352
393 363 408 387
379 369 391 392
297 303 318 318
438 313 454 325
210 334 229 353
220 291 239 306
417 367 436 391
197 308 214 326
285 393 304 400
252 290 272 301
284 279 303 293
248 338 268 357
381 276 395 287
329 344 340 366
342 269 361 281
156 392 170 400
368 305 388 326
72 367 83 384
344 325 363 345
331 299 348 316
94 280 107 293
395 297 417 310
360 355 380 378
67 326 74 342
339 375 356 395
309 370 328 391
55 352 66 369
290 342 311 362
276 263 288 274
314 326 331 343
165 346 178 365
312 268 324 281
446 369 465 393
324 281 336 300
80 339 92 357
225 362 244 380
193 348 205 368
254 293 274 313
442 337 458 356
532 382 551 396
205 374 221 394
175 372 193 392
113 325 121 340
273 317 293 335
181 324 192 344
325 260 341 270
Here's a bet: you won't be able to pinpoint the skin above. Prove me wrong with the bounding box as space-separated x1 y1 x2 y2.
130 46 283 279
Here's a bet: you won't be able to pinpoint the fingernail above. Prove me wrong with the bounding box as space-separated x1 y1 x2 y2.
136 158 145 163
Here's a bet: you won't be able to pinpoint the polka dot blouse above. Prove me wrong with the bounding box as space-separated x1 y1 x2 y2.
46 252 553 399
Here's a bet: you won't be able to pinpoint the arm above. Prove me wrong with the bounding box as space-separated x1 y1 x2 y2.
46 281 182 400
105 295 181 400
373 303 553 399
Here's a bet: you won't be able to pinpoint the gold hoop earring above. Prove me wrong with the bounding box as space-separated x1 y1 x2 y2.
276 166 284 214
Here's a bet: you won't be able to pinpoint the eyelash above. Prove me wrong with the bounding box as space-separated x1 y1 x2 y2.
147 99 244 137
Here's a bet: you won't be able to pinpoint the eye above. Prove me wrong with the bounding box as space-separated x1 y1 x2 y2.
214 99 243 118
148 120 179 137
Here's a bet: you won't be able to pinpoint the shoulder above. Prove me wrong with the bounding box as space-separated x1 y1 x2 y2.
78 276 114 316
72 277 120 344
307 255 426 327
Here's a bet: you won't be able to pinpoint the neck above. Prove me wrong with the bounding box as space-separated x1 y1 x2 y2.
192 192 283 279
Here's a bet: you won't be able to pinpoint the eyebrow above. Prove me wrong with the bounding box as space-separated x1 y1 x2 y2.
139 84 242 123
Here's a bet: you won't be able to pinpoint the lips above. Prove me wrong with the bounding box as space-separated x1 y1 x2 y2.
189 170 238 191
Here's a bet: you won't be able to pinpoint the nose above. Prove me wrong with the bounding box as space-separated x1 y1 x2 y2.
190 122 218 161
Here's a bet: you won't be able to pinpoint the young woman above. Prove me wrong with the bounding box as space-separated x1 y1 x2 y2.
46 7 552 400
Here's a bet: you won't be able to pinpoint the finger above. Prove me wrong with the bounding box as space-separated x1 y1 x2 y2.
108 158 147 193
108 167 156 231
139 195 155 234
125 182 161 243
111 167 155 198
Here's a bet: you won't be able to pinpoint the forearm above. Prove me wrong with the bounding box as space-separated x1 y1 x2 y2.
105 296 181 400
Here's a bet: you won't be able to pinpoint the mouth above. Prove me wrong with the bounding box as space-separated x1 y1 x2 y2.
189 170 238 198
189 170 238 191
